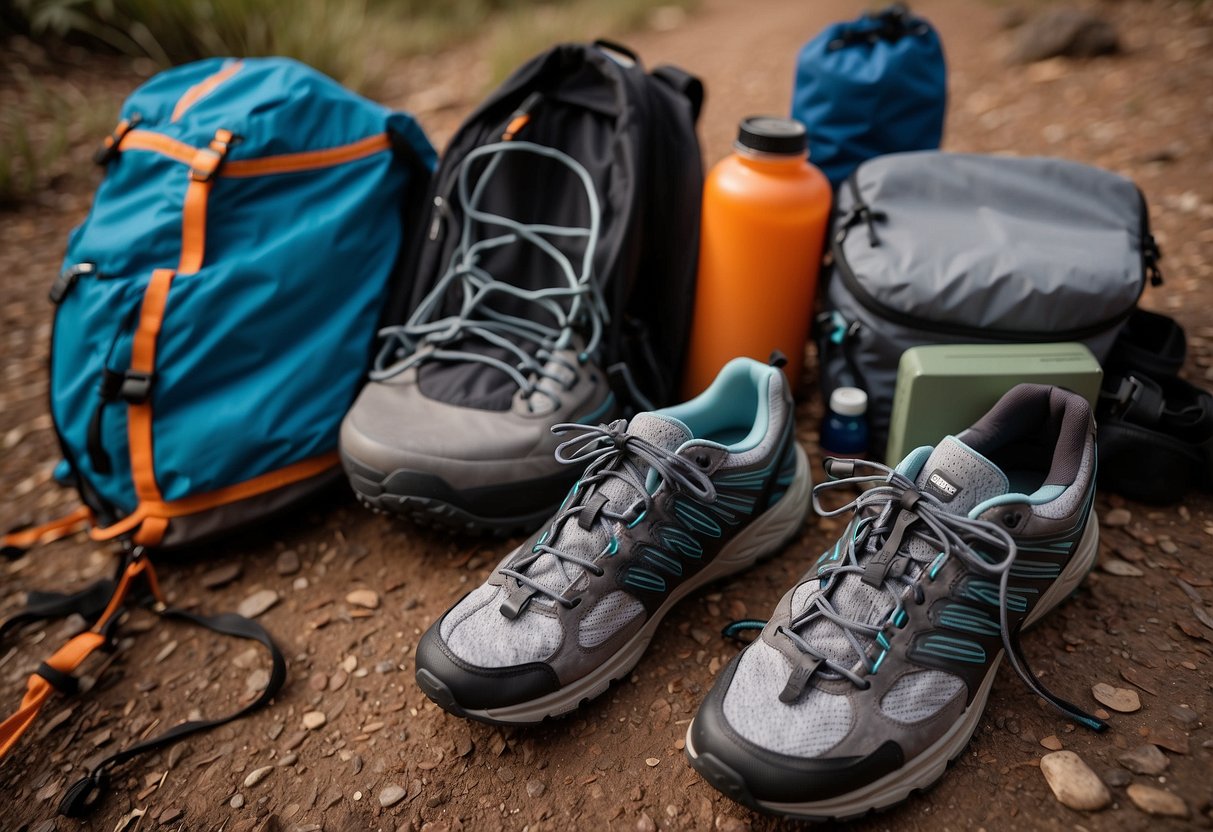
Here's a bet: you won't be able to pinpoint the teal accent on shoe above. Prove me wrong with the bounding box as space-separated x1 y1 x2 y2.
917 634 986 664
892 607 908 628
967 482 1068 520
937 603 1002 637
640 546 682 576
928 552 947 580
658 526 702 559
894 445 935 479
964 579 1037 612
673 499 722 538
1010 559 1062 580
876 632 890 649
660 358 779 453
626 509 647 529
623 567 666 592
722 619 767 639
871 648 888 673
602 535 619 556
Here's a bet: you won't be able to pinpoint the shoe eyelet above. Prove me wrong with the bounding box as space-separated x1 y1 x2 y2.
1002 511 1023 528
568 597 583 608
694 454 711 469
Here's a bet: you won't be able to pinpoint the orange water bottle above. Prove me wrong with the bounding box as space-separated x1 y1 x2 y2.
682 117 832 397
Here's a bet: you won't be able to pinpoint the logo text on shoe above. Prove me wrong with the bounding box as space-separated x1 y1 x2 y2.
924 470 961 502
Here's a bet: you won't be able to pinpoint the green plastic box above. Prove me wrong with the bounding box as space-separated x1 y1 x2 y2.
885 343 1103 465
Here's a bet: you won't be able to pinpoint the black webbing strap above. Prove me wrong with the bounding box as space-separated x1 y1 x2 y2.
0 578 117 642
58 604 287 817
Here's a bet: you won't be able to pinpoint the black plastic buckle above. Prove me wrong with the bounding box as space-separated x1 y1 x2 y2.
190 132 237 182
92 115 141 166
119 370 153 404
49 262 97 304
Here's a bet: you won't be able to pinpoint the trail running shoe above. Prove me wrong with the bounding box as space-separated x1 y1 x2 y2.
415 358 811 724
687 384 1104 821
340 141 618 534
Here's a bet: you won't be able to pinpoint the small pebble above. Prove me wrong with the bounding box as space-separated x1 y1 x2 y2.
645 757 660 767
1092 682 1141 713
276 550 300 576
346 589 380 610
378 784 406 808
1039 750 1111 811
1040 735 1063 751
302 711 327 730
202 563 242 589
1101 558 1143 577
1103 508 1131 527
526 779 546 798
243 766 272 788
1118 744 1168 775
230 793 245 809
237 589 280 619
1126 784 1188 818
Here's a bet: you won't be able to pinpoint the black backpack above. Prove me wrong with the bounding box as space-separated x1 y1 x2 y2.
387 40 704 409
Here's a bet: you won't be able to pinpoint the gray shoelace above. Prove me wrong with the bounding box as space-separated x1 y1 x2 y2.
781 457 1105 731
372 141 610 409
497 420 715 609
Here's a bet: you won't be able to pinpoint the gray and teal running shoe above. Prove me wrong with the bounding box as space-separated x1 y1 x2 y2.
340 142 619 534
687 384 1104 822
414 358 811 724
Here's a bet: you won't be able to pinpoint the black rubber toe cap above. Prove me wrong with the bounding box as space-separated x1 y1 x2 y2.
414 618 560 715
688 655 904 806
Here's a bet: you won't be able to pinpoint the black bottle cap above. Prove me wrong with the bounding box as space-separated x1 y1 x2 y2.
736 117 807 155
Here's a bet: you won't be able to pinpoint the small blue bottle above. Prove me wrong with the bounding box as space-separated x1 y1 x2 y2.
821 387 869 458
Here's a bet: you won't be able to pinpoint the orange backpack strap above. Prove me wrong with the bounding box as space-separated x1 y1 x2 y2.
2 506 92 558
0 549 287 818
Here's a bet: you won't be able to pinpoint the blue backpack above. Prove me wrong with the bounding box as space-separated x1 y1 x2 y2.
791 4 946 188
41 57 436 549
0 58 435 809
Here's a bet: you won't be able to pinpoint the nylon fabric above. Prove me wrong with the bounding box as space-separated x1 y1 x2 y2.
51 57 436 525
791 7 946 187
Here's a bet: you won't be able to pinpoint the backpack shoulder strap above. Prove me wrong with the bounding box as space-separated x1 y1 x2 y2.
651 64 705 124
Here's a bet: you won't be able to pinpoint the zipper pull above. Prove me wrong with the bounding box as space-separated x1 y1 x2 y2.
502 92 544 141
49 262 97 305
428 196 448 241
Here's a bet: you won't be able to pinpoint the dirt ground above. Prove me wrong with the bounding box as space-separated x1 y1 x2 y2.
2 0 1212 830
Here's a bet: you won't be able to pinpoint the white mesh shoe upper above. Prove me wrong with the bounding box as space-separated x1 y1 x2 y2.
722 640 854 758
441 583 562 668
579 590 645 648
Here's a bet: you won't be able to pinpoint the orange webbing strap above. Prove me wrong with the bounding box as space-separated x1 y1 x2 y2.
89 452 339 543
126 268 175 539
1 506 92 556
171 61 243 123
179 128 233 275
0 556 164 758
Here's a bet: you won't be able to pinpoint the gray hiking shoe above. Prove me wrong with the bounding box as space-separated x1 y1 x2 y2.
340 142 619 534
687 384 1104 822
414 358 811 724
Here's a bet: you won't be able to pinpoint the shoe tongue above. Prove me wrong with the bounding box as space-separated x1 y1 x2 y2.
786 437 1010 672
625 412 692 452
514 412 692 606
913 436 1009 516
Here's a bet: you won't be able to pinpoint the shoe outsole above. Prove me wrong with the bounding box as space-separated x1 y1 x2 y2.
417 445 814 727
352 490 547 538
684 514 1101 822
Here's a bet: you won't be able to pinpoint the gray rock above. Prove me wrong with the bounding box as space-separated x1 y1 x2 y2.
1008 8 1119 65
276 549 300 576
379 784 407 808
202 563 242 589
237 589 280 619
1169 705 1200 729
1118 743 1169 776
1102 767 1132 788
